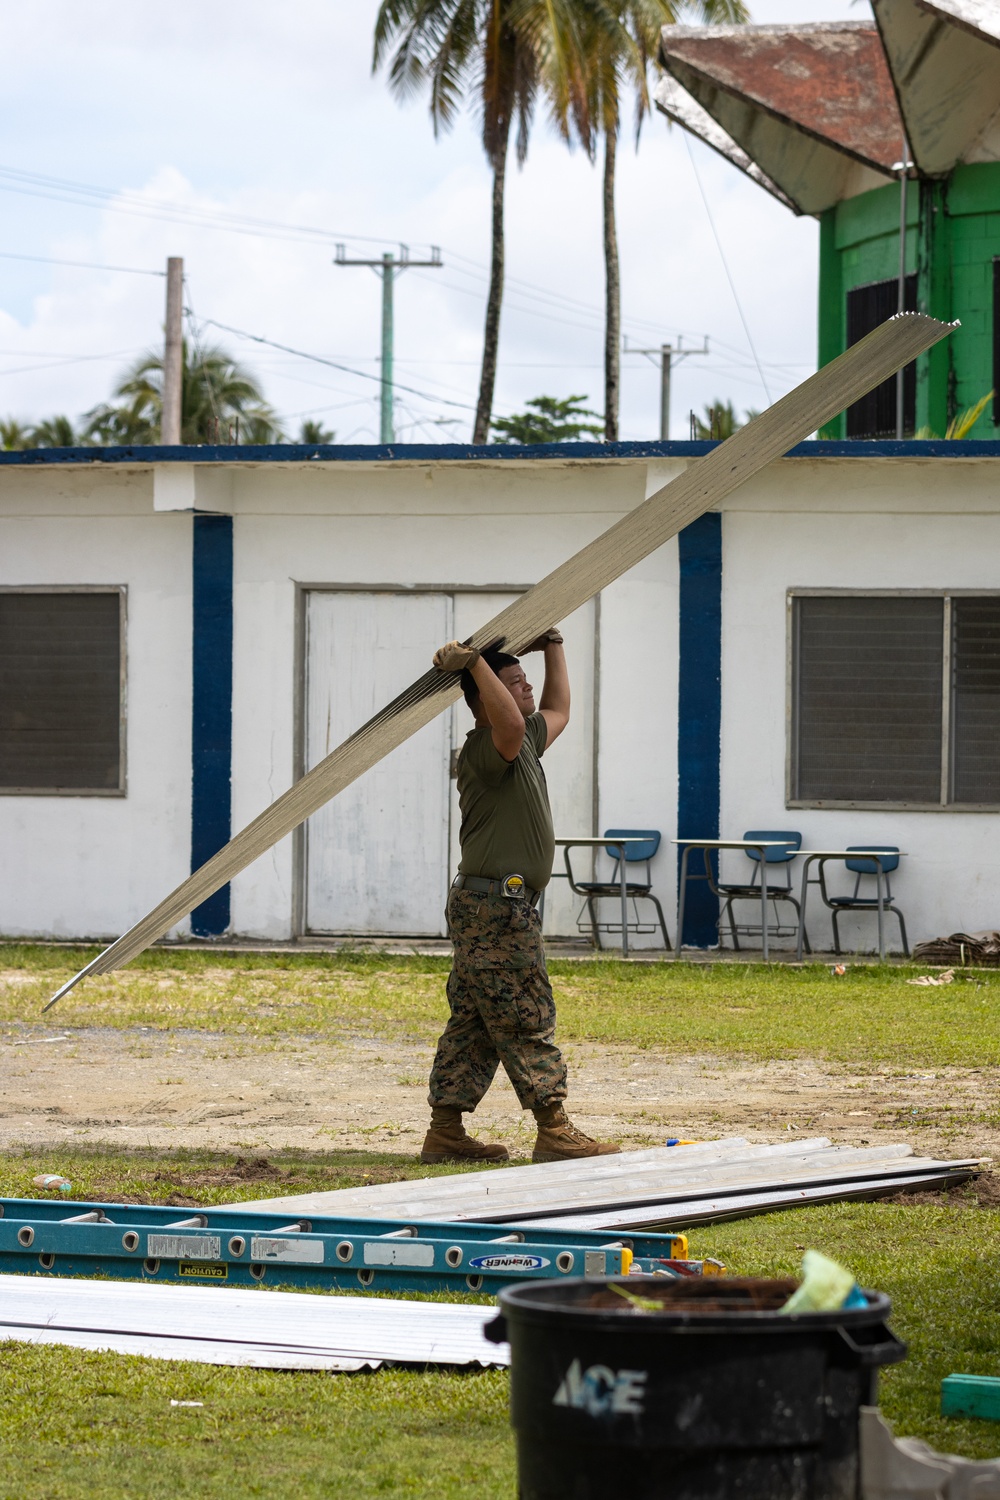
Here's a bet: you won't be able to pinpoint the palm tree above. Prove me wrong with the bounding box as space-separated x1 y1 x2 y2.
28 415 79 448
691 397 758 439
299 418 335 443
536 0 749 440
0 418 33 449
374 1 548 444
84 340 283 445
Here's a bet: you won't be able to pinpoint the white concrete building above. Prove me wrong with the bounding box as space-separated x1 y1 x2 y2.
1 437 998 954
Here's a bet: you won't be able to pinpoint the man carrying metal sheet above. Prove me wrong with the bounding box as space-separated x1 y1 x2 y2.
421 633 620 1166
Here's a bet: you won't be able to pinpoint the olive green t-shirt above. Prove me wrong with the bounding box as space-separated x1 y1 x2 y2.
456 711 554 892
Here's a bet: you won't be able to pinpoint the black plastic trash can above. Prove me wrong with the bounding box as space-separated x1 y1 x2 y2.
484 1275 906 1500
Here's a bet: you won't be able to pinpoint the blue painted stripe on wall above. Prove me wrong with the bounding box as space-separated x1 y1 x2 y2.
677 513 722 948
191 515 233 937
4 437 1000 466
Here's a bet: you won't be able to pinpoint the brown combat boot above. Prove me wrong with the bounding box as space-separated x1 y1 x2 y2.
420 1106 509 1165
531 1102 621 1164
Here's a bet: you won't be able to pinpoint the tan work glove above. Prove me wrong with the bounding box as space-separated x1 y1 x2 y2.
433 640 480 672
518 627 564 655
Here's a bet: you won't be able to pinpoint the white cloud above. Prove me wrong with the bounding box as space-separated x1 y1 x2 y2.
0 0 864 440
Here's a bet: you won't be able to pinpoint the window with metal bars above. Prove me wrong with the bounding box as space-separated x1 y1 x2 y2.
790 593 1000 807
0 590 125 794
845 275 917 438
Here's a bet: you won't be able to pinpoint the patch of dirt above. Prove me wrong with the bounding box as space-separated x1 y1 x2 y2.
1 1025 997 1164
884 1170 1000 1208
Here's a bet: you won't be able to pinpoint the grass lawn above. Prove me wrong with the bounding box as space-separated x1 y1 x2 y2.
2 1148 1000 1497
4 943 1000 1066
2 947 1000 1495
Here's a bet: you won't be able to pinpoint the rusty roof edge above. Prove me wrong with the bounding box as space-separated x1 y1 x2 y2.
913 0 1000 47
662 21 877 41
653 75 806 214
660 47 901 180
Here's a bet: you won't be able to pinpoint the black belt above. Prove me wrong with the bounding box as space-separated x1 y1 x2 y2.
453 874 541 906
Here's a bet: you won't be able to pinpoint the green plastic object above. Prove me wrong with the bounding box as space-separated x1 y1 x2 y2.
941 1374 1000 1422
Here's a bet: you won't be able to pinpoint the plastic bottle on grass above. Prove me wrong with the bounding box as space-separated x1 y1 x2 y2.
32 1174 72 1193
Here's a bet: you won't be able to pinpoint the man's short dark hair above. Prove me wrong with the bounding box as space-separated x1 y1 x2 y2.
461 648 519 711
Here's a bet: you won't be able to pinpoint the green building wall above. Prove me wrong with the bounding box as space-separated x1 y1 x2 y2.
818 162 1000 439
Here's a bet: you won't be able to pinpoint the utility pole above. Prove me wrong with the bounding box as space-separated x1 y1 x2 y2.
161 256 184 445
623 335 709 440
334 244 442 443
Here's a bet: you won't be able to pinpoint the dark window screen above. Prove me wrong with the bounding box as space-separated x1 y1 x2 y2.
794 596 943 802
952 598 1000 802
0 592 122 790
845 275 917 438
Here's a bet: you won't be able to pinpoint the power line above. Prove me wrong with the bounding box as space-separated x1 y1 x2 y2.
188 312 482 415
682 133 772 405
0 249 164 276
0 348 143 379
0 164 434 256
0 164 708 356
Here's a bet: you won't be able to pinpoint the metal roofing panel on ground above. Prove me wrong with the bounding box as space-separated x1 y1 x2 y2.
0 1275 507 1371
0 1325 374 1370
535 1169 977 1231
231 1138 978 1227
229 1136 757 1217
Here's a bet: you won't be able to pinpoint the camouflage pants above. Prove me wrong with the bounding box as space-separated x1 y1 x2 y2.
427 887 568 1112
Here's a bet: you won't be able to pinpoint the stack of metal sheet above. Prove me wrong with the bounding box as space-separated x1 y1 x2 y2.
230 1137 980 1232
0 1273 508 1371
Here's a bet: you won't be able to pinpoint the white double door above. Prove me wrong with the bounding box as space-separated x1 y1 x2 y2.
303 589 594 937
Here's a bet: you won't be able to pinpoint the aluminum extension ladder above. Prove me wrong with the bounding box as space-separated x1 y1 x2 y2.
0 1197 720 1294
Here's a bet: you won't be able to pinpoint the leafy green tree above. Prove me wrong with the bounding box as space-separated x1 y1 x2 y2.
298 418 336 443
374 1 549 445
491 393 603 443
533 0 749 441
84 340 283 445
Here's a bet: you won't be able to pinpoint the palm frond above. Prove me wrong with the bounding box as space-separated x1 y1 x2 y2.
946 390 994 440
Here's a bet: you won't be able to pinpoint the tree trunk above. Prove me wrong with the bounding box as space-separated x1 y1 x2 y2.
473 130 508 445
603 127 620 444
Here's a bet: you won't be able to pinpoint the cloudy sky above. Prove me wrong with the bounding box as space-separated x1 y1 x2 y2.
0 0 863 443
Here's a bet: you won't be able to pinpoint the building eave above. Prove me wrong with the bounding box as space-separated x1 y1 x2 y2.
659 23 900 214
653 75 803 215
873 0 1000 175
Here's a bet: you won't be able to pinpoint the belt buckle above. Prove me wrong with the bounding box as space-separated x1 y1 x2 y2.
501 873 526 899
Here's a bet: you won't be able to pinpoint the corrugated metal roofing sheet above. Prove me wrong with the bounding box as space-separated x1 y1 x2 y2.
232 1138 979 1230
0 1275 507 1371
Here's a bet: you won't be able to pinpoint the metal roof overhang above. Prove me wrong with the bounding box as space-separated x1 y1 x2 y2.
873 0 1000 175
659 23 900 215
653 74 800 213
